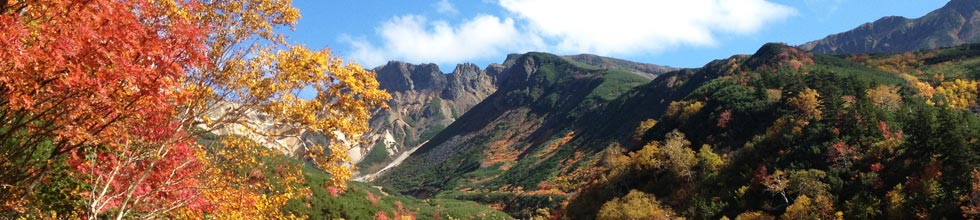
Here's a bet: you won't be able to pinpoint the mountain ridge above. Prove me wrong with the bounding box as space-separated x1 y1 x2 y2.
801 0 980 54
354 53 676 176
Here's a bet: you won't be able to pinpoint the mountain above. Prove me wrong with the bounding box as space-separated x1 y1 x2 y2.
562 43 980 219
352 61 508 174
372 52 703 217
563 54 677 79
354 55 675 177
801 0 980 54
373 42 980 219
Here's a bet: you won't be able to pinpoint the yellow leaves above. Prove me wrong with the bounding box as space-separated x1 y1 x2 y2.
191 135 308 220
178 0 390 197
867 85 903 111
788 88 822 121
781 194 838 220
632 119 657 142
897 74 977 109
665 101 704 122
698 144 724 174
935 79 979 110
629 141 665 171
629 130 696 179
597 190 681 220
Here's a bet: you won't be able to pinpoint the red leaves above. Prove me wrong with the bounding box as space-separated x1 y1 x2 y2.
871 163 885 173
327 186 341 197
67 140 207 216
827 141 856 169
0 0 209 216
0 0 206 150
717 110 732 128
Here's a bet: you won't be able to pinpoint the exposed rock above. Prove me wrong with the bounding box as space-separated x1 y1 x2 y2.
801 0 980 54
352 59 511 176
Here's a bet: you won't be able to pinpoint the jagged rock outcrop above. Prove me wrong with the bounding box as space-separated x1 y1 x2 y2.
353 54 675 177
352 61 510 174
801 0 980 54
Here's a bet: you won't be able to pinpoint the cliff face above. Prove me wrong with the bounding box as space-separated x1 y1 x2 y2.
801 0 980 54
353 54 675 177
352 61 508 174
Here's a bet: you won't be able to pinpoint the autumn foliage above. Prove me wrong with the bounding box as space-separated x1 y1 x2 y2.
0 0 388 218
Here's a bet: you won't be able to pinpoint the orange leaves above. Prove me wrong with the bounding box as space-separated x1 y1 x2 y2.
482 139 521 169
961 169 980 219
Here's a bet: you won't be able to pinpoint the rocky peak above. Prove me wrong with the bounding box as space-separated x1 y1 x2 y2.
373 61 447 92
442 63 485 99
408 63 446 91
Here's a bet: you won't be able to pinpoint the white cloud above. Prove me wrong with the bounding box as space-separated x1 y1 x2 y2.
344 0 795 67
435 0 459 15
499 0 796 54
345 14 542 67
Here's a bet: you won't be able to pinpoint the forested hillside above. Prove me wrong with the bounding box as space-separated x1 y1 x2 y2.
377 43 980 219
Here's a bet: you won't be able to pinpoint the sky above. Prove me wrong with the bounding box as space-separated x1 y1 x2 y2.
286 0 950 70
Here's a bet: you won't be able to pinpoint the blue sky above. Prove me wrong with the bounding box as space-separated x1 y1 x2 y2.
286 0 949 70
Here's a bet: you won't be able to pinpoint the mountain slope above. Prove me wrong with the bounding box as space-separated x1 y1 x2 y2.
353 61 507 174
563 54 677 79
374 52 706 217
801 0 980 54
375 43 980 219
563 44 980 219
356 54 676 177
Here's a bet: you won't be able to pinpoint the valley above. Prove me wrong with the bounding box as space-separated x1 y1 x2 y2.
4 0 980 219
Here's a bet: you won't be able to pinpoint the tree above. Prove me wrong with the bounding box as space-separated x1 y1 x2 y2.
782 194 837 220
666 101 704 122
177 0 390 191
886 184 909 220
788 88 822 121
172 136 308 220
629 130 696 179
787 169 829 199
867 85 903 111
0 0 206 214
717 110 733 128
597 190 682 220
962 169 980 219
662 130 698 179
935 79 979 110
698 144 724 175
734 211 774 220
633 119 657 143
827 141 856 169
630 142 665 171
761 169 789 205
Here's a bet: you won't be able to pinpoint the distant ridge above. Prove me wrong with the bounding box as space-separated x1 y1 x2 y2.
801 0 980 54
